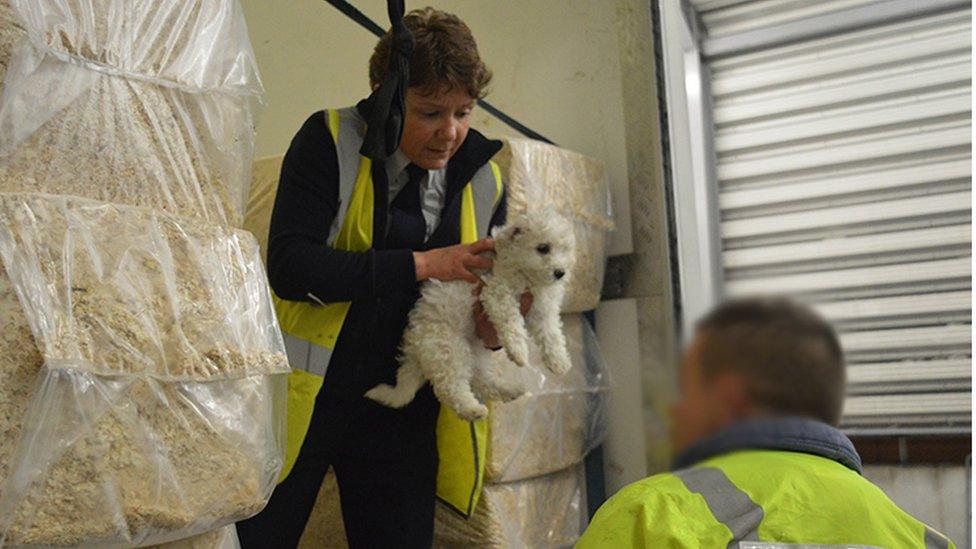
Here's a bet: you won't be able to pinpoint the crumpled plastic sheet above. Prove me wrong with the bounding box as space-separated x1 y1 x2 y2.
150 526 240 549
485 314 610 483
0 0 264 228
434 464 587 549
0 194 289 547
494 138 615 313
0 0 24 84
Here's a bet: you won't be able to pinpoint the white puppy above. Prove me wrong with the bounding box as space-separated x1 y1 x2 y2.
365 210 576 420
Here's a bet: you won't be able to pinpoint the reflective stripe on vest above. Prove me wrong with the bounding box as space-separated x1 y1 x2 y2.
675 467 763 548
273 107 503 517
925 527 952 549
736 541 884 549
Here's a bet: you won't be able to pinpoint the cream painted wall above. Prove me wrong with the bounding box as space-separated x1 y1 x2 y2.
240 0 639 255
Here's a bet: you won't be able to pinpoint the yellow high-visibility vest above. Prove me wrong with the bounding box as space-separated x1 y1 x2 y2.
273 107 503 516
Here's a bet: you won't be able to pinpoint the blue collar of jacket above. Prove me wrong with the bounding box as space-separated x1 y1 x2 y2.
671 416 863 474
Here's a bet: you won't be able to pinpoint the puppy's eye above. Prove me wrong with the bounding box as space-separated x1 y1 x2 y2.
536 243 551 255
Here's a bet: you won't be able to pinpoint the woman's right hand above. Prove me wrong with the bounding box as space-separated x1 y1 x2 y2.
414 238 494 283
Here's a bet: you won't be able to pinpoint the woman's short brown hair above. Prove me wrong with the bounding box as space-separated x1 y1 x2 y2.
369 7 492 99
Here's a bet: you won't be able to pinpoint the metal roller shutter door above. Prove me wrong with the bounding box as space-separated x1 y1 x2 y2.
692 0 972 435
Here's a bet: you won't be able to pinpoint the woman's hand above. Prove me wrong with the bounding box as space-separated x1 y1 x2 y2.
414 238 494 283
473 286 533 349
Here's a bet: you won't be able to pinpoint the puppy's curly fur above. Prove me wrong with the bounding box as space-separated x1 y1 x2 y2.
365 211 576 420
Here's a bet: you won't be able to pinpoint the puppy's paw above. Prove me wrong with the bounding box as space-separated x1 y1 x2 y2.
543 350 573 375
457 402 489 422
505 340 530 368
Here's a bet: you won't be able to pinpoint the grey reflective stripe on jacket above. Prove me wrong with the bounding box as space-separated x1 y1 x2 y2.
674 467 763 548
737 541 883 549
925 527 952 549
327 107 368 244
283 331 331 377
469 161 502 239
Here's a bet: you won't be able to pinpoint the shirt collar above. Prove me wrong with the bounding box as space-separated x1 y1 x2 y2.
385 148 413 185
671 416 863 474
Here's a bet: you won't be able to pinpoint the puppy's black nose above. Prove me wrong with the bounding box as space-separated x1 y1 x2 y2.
553 269 565 280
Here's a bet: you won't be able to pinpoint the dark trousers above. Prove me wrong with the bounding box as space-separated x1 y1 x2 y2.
237 386 440 549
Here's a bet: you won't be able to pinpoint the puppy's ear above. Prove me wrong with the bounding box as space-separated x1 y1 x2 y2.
495 224 522 241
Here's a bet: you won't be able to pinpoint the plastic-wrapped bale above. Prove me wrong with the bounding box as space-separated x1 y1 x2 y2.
434 464 587 548
0 264 42 494
493 138 614 313
0 0 264 227
485 315 610 483
0 194 289 547
298 470 348 549
246 154 285 264
150 526 241 549
0 0 24 83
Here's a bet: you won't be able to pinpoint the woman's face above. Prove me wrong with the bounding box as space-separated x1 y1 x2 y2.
399 85 475 170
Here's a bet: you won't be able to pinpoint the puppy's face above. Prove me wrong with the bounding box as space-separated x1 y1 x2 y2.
493 211 576 287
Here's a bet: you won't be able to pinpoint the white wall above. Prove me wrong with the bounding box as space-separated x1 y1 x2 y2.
864 465 970 548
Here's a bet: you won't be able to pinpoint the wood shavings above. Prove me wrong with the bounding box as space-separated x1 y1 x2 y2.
0 0 24 84
2 375 277 546
434 465 586 548
0 73 250 227
0 195 288 546
0 266 42 492
493 138 614 313
0 2 275 545
0 194 288 380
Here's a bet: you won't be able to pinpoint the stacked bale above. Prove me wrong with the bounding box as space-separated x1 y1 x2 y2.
0 0 24 83
432 140 614 548
0 2 286 547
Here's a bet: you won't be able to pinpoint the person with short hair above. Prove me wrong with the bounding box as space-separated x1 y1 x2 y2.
237 8 513 548
578 297 955 548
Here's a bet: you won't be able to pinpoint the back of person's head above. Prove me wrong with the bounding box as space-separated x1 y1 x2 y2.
696 296 846 426
369 7 492 99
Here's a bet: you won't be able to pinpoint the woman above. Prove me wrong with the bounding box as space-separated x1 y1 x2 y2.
237 8 519 548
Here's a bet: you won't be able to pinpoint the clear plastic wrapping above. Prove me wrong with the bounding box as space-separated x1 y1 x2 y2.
494 138 615 313
434 464 587 548
486 315 610 483
0 0 264 227
0 194 289 547
150 526 240 549
0 0 24 84
0 194 287 378
0 266 42 494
